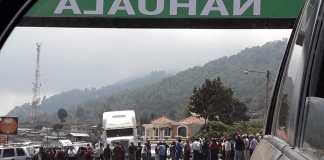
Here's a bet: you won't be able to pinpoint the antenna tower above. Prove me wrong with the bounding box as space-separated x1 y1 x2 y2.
31 43 41 124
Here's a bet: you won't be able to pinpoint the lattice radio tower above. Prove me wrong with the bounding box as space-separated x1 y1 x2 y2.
31 43 41 124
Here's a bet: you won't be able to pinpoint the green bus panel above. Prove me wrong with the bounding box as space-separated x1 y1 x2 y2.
20 0 305 28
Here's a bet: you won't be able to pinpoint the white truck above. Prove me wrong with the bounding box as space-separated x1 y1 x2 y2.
102 110 138 150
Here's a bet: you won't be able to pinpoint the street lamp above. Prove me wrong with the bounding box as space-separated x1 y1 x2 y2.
243 69 270 107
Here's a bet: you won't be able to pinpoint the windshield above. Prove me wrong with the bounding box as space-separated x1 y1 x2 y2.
106 128 133 138
0 0 295 154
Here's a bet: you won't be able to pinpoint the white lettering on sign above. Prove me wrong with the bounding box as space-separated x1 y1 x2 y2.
233 0 260 16
53 0 261 16
201 0 229 16
108 0 135 15
54 0 81 14
84 0 104 15
170 0 196 16
139 0 164 15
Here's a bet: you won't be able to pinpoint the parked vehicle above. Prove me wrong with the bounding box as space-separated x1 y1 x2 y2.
102 110 138 149
251 0 324 159
0 146 34 160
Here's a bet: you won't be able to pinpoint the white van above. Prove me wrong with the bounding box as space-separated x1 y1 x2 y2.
0 146 34 160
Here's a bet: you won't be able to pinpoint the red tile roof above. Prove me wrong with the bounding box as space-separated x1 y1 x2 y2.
179 116 205 125
151 116 176 125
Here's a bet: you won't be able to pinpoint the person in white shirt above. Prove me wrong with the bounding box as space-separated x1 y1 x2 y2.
192 138 201 160
68 147 75 160
224 138 232 160
243 135 250 160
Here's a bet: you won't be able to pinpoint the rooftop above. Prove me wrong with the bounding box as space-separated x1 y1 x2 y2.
179 116 205 125
151 116 177 125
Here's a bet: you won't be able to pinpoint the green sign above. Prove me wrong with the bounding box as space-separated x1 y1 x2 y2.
26 0 304 18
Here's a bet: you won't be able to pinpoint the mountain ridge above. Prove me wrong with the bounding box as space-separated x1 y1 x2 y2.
8 40 288 123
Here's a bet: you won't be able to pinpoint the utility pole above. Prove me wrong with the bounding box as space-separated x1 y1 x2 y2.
31 43 41 125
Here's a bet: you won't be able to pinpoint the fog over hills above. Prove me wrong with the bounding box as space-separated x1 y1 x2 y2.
8 40 287 123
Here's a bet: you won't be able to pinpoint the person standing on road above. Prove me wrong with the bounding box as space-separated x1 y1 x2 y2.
129 142 136 160
192 138 201 160
55 148 65 160
84 145 93 160
175 138 183 160
209 139 219 160
99 143 105 160
224 138 231 160
34 147 49 160
184 140 191 160
234 135 245 160
243 135 250 160
112 143 125 160
155 142 160 160
249 135 258 156
169 141 176 160
103 144 111 160
201 139 210 160
159 142 167 160
146 141 152 160
47 148 55 160
76 147 85 160
136 142 142 160
68 147 76 160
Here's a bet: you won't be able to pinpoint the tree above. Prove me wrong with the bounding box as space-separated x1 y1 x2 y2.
52 123 64 138
57 108 68 123
75 106 86 121
94 104 111 125
52 123 64 131
188 78 249 127
226 98 249 123
138 112 150 124
196 121 235 138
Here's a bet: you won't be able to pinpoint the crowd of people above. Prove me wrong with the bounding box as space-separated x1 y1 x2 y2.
32 134 261 160
146 133 261 160
33 144 94 160
188 134 260 160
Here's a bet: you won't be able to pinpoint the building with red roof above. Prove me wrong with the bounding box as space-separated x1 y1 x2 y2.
142 116 205 140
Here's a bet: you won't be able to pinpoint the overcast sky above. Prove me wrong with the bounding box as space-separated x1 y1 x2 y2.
0 27 291 116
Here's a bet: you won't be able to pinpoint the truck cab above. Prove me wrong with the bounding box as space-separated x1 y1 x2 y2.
251 0 324 159
102 110 138 149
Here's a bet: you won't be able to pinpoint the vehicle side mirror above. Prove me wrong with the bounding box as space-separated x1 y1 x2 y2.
302 97 324 158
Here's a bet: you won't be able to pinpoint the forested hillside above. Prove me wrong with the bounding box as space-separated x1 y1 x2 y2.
101 40 287 120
